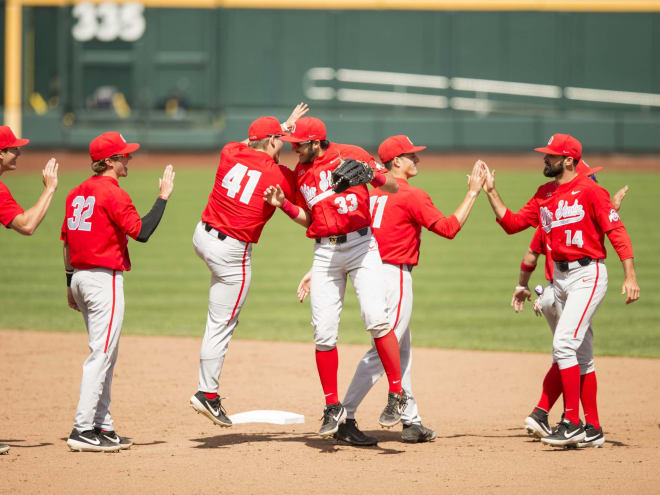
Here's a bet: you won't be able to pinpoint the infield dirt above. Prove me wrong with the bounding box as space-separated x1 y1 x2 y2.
1 329 659 494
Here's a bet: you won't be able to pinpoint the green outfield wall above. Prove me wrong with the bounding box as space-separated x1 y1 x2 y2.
3 5 660 151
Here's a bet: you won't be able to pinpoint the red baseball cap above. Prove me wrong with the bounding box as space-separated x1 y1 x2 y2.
89 132 140 161
378 135 426 163
534 133 582 161
0 126 30 149
576 159 603 176
279 117 326 143
248 116 285 141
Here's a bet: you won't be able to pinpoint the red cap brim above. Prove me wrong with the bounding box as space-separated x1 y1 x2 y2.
533 146 556 154
407 145 426 154
118 142 140 155
9 138 30 147
279 134 306 143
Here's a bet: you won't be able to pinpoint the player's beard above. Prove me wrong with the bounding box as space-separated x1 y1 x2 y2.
543 159 564 178
298 147 316 164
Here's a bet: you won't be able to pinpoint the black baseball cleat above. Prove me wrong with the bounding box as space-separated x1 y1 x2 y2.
66 428 121 452
379 392 408 428
319 402 346 437
0 444 9 455
190 391 232 427
577 423 605 448
524 407 552 438
401 423 437 443
94 427 133 450
334 418 378 446
540 418 586 447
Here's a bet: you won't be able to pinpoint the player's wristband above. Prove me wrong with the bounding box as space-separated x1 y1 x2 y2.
515 285 530 292
280 199 300 220
520 262 536 272
66 270 73 288
371 173 386 187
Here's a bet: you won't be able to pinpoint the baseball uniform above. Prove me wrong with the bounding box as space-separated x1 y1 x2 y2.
342 177 460 426
63 132 169 452
191 118 296 426
496 134 635 446
278 117 406 435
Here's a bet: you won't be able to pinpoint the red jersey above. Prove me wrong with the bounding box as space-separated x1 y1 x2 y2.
529 227 554 282
539 174 630 261
201 142 296 243
0 181 24 228
293 142 387 238
61 175 142 271
497 181 557 234
369 178 460 265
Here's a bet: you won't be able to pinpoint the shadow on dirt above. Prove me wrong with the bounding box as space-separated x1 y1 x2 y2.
191 431 405 454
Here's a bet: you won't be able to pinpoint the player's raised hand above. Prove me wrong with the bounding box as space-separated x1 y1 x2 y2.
511 286 531 313
263 184 285 207
158 164 175 200
297 270 312 303
42 157 59 191
285 102 309 129
67 287 80 312
481 162 496 193
467 160 486 194
613 185 629 211
622 277 640 304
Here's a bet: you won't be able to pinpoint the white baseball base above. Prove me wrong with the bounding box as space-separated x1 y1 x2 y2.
228 410 305 425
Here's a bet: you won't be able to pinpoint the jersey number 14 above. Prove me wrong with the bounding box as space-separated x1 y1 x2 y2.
222 163 262 204
565 229 584 248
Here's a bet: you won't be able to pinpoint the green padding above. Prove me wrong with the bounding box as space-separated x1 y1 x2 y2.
458 116 537 149
621 119 660 151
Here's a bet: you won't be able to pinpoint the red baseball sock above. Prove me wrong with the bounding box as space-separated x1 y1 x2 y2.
559 364 581 424
580 372 600 429
204 392 218 400
315 348 339 405
537 363 562 412
374 330 402 394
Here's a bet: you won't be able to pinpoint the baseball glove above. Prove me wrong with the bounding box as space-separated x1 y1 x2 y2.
331 159 374 193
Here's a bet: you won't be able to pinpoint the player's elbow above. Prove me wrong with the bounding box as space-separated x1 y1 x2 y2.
10 217 35 235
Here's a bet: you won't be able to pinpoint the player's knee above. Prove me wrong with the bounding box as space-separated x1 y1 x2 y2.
369 326 391 340
579 360 595 375
314 328 338 350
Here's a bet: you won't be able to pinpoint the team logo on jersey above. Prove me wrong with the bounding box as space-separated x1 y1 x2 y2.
551 199 585 229
540 206 554 233
319 171 332 192
300 184 317 205
608 208 620 222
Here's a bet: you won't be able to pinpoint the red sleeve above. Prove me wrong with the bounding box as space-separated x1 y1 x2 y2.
411 189 461 239
108 189 142 240
606 226 634 261
278 165 297 200
496 200 539 234
0 182 24 228
591 185 625 234
529 227 546 255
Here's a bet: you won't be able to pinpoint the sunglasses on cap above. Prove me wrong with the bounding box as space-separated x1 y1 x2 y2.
291 140 312 149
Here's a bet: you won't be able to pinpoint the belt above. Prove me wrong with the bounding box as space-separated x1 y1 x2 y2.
555 257 601 272
385 262 414 272
204 222 227 240
315 227 369 245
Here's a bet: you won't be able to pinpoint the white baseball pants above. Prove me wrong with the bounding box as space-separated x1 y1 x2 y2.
551 261 607 371
343 263 421 424
193 221 252 394
540 283 595 375
310 229 390 351
71 268 124 432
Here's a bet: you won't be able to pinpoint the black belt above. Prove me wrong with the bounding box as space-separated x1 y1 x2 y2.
556 257 593 272
204 222 227 240
315 227 369 245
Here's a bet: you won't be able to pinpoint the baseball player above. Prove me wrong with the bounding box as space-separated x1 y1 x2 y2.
297 135 486 445
62 132 175 452
189 109 307 427
482 133 640 447
263 117 408 438
1 126 58 455
514 165 628 448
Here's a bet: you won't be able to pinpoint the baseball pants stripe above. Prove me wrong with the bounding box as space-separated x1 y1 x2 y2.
193 221 252 394
343 263 421 424
71 268 125 432
552 262 608 370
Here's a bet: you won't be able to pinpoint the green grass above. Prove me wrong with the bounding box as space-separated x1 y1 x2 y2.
1 165 658 357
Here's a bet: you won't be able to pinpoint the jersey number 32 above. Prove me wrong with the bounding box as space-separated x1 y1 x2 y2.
67 195 96 231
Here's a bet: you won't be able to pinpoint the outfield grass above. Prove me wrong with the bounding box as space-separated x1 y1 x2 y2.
1 165 658 357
